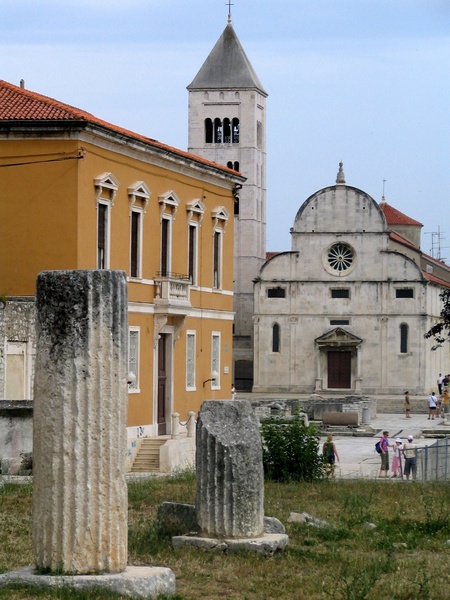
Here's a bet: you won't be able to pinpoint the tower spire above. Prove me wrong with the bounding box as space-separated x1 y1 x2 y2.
226 1 233 23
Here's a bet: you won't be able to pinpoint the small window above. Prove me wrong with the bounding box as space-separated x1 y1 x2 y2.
331 289 350 298
400 323 408 353
223 118 231 143
161 217 171 277
272 323 280 353
267 287 286 298
396 289 414 298
186 331 196 390
330 319 350 326
130 210 142 278
128 329 139 391
211 332 221 389
214 118 222 143
188 224 198 285
205 118 213 143
97 202 109 269
213 230 222 289
232 118 239 143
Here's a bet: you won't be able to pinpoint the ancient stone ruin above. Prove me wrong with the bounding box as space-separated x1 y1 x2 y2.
0 270 175 598
172 399 288 554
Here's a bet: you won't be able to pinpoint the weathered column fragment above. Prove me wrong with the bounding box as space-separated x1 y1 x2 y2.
33 270 128 574
196 400 264 538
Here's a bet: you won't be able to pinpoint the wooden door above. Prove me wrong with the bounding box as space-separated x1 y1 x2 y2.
327 351 351 389
157 335 167 435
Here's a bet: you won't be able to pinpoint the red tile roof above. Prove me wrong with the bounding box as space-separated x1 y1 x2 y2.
389 231 419 250
380 201 423 227
0 80 240 178
423 272 450 288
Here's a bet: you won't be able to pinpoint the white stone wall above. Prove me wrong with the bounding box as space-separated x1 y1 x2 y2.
253 185 450 395
0 298 36 400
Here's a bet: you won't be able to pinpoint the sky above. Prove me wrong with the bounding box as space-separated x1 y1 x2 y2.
1 0 449 259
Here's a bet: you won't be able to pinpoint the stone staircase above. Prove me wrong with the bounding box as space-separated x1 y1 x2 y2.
375 396 429 415
131 438 167 473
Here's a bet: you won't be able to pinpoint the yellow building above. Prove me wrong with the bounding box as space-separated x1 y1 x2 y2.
0 80 244 467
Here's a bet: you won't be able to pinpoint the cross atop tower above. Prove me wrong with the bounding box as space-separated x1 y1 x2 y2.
226 1 234 23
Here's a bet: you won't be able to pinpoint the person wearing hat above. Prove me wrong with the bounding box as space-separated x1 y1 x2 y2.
391 438 403 478
402 435 418 480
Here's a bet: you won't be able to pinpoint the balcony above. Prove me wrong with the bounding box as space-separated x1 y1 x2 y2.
154 272 191 309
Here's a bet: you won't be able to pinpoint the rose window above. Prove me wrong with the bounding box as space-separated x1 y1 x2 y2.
327 243 354 272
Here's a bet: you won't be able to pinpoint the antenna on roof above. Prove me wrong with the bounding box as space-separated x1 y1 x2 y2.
226 0 233 23
425 227 448 263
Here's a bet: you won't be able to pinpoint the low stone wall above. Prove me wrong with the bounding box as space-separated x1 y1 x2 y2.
160 436 196 474
0 400 33 474
249 395 377 426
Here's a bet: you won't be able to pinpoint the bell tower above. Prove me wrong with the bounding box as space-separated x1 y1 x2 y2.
187 13 267 390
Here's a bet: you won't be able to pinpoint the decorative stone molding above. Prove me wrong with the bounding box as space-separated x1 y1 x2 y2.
94 172 119 206
127 180 150 215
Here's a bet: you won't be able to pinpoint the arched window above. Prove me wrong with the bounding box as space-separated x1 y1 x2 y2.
272 323 280 353
223 118 231 143
205 118 213 143
232 118 239 143
214 118 222 143
227 161 233 169
400 323 408 354
234 161 240 172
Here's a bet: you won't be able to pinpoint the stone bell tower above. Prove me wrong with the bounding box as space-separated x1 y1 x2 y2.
187 12 268 390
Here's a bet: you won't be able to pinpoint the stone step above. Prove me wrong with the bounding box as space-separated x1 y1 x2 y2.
131 438 166 473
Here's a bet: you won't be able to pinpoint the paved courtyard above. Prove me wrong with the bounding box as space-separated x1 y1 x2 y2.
330 413 447 479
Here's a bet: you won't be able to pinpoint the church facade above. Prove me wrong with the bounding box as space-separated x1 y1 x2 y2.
253 164 450 395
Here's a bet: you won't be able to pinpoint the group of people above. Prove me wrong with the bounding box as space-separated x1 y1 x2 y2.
378 431 417 480
404 383 450 420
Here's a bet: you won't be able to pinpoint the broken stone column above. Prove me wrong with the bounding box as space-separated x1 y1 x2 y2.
196 400 264 538
32 270 128 574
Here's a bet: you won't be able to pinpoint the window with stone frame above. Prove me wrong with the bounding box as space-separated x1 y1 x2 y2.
128 328 139 391
400 323 409 354
94 173 118 270
396 288 414 298
272 323 280 353
211 332 221 389
186 331 196 390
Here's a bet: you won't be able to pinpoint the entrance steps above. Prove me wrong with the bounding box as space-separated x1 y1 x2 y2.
131 438 167 473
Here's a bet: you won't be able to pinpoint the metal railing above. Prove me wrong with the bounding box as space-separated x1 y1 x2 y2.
415 438 450 482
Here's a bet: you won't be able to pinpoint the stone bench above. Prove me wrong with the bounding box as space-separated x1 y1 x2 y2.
322 412 359 426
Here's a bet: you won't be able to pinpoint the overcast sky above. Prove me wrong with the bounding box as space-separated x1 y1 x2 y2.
1 0 449 259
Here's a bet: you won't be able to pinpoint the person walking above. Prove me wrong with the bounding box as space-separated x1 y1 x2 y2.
437 373 444 395
404 391 411 418
322 434 339 478
427 392 437 420
402 435 418 480
391 438 403 478
442 387 449 417
378 431 393 478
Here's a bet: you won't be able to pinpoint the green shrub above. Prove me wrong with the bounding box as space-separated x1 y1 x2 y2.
261 417 325 482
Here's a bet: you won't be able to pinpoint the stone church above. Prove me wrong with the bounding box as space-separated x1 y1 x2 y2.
190 14 450 396
252 164 450 395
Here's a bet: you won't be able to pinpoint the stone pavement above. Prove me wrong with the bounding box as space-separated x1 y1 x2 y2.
329 413 447 479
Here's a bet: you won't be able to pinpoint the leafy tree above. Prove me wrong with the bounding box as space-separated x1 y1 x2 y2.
261 417 325 482
425 288 450 350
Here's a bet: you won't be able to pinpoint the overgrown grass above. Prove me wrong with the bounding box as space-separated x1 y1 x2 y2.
1 476 449 599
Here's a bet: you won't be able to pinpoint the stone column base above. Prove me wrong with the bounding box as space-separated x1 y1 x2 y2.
0 566 176 599
172 533 288 556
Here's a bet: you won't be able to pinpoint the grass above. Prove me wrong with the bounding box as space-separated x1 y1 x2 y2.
1 475 450 599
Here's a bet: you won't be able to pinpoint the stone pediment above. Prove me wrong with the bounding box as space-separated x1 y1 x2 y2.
315 327 362 348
